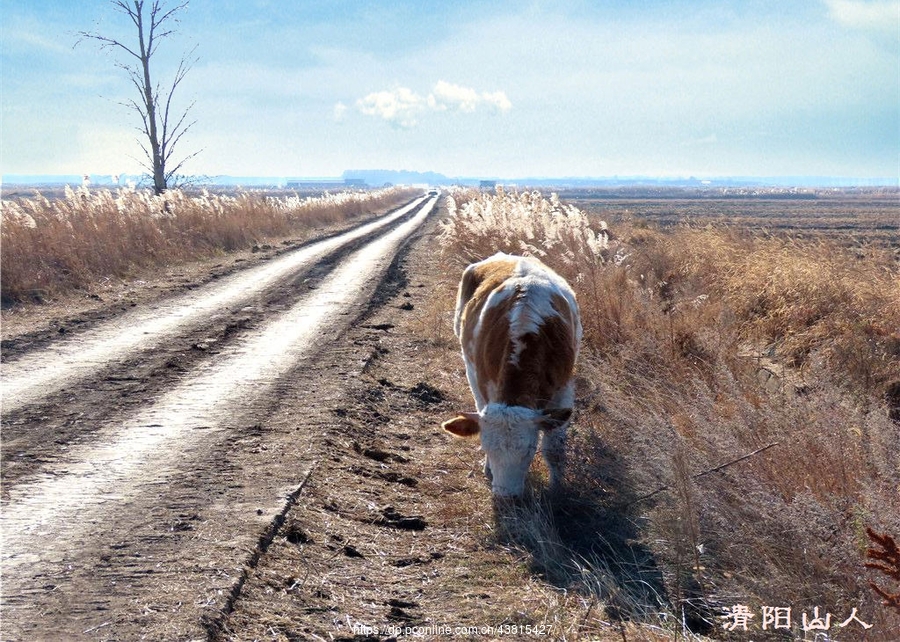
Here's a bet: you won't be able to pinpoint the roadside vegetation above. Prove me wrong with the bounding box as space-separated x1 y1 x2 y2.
435 187 900 638
0 185 419 306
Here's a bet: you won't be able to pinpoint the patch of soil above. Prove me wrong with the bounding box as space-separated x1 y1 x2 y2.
209 211 639 641
0 206 397 347
1 206 423 488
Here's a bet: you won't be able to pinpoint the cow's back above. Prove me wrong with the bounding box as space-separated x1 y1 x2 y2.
454 253 580 410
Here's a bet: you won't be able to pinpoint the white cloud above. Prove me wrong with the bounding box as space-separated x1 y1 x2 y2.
428 81 513 114
825 0 900 31
354 81 512 127
429 80 481 112
481 90 513 113
356 87 425 128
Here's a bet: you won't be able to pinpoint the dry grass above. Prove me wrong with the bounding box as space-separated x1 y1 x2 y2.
436 188 900 638
0 185 419 305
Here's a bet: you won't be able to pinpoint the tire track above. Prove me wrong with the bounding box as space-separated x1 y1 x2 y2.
1 194 430 413
0 194 436 640
1 201 433 489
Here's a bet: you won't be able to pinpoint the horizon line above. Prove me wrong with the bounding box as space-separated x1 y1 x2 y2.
3 171 898 185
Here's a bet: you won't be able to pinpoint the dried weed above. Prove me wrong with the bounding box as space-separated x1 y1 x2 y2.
1 186 419 305
435 188 900 638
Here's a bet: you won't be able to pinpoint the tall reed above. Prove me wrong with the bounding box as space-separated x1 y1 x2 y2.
1 186 419 304
438 188 900 637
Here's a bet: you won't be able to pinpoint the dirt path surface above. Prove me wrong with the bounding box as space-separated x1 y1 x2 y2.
3 193 638 642
2 194 473 641
208 209 624 642
2 195 430 413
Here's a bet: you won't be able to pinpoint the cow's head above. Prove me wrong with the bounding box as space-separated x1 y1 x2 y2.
442 403 571 497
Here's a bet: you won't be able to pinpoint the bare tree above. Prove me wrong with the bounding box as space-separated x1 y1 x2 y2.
78 1 198 194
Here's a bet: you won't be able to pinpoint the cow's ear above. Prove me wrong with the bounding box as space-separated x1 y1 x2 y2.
540 408 572 431
442 413 480 437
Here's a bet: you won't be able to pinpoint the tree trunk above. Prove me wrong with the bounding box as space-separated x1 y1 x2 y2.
135 2 166 195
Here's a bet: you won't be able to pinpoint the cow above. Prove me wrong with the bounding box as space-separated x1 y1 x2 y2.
442 252 582 497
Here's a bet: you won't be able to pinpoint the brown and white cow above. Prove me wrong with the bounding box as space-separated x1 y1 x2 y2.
442 252 582 497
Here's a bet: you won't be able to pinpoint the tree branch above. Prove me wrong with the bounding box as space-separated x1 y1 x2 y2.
76 31 141 60
165 148 201 181
160 51 196 145
625 442 781 507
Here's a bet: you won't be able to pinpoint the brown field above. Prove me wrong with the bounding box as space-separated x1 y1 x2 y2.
3 184 897 639
560 187 899 248
433 186 900 638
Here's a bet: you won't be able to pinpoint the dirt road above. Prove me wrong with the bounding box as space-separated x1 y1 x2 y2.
1 194 444 640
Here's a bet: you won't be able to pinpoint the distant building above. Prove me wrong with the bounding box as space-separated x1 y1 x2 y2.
479 180 497 190
286 178 344 188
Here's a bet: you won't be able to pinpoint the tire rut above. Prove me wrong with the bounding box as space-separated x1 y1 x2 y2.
1 195 430 414
0 194 437 641
1 196 432 487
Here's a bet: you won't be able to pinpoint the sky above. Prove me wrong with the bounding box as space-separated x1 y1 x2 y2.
1 0 898 181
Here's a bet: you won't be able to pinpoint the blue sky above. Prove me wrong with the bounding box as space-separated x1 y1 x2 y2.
1 0 898 180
